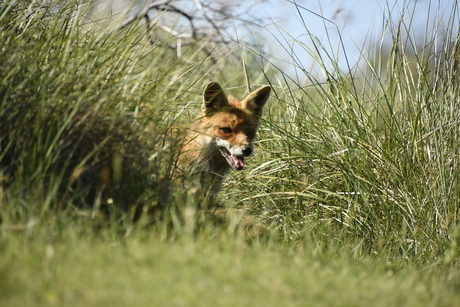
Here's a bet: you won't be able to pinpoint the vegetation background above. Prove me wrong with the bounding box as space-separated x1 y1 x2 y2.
1 0 460 306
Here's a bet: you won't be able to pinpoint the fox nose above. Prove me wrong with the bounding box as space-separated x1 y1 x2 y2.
242 147 253 156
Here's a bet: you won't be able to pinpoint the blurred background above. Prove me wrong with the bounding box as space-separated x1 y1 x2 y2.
90 0 459 80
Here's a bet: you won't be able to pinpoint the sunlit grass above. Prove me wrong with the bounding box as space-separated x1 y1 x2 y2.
228 0 460 259
2 222 459 307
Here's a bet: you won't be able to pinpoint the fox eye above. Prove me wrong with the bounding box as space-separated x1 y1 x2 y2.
220 127 232 134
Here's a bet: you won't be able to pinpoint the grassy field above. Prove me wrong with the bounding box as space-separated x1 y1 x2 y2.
1 1 460 306
2 223 459 307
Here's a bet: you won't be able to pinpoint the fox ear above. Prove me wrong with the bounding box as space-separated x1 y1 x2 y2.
202 82 229 115
241 85 271 116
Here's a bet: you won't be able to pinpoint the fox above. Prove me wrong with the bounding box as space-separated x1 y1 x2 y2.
178 81 271 204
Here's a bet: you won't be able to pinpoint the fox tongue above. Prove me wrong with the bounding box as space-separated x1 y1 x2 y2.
219 148 245 170
231 155 245 170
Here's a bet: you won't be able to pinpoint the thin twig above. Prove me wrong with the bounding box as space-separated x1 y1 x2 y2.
119 0 173 30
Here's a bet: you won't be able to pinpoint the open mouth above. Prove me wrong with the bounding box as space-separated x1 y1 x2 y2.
219 148 245 170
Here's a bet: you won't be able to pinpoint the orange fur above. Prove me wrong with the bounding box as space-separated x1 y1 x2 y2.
178 82 271 200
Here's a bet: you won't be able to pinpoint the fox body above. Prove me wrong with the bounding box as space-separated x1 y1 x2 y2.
179 82 271 199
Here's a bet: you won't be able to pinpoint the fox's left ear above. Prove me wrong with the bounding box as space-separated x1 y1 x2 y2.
241 86 271 117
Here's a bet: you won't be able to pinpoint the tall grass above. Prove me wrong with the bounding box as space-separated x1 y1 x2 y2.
220 0 460 263
1 0 460 252
0 0 246 224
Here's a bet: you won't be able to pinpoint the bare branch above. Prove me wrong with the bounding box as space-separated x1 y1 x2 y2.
119 0 173 30
116 0 268 65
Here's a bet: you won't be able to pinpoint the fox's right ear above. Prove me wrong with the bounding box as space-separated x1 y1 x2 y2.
202 82 229 115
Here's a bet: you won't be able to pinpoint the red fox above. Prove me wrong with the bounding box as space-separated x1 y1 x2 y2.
178 82 271 202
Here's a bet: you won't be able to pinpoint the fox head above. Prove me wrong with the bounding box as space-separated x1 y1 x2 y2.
200 82 271 171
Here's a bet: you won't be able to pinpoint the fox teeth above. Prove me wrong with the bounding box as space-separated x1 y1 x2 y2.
219 148 245 170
